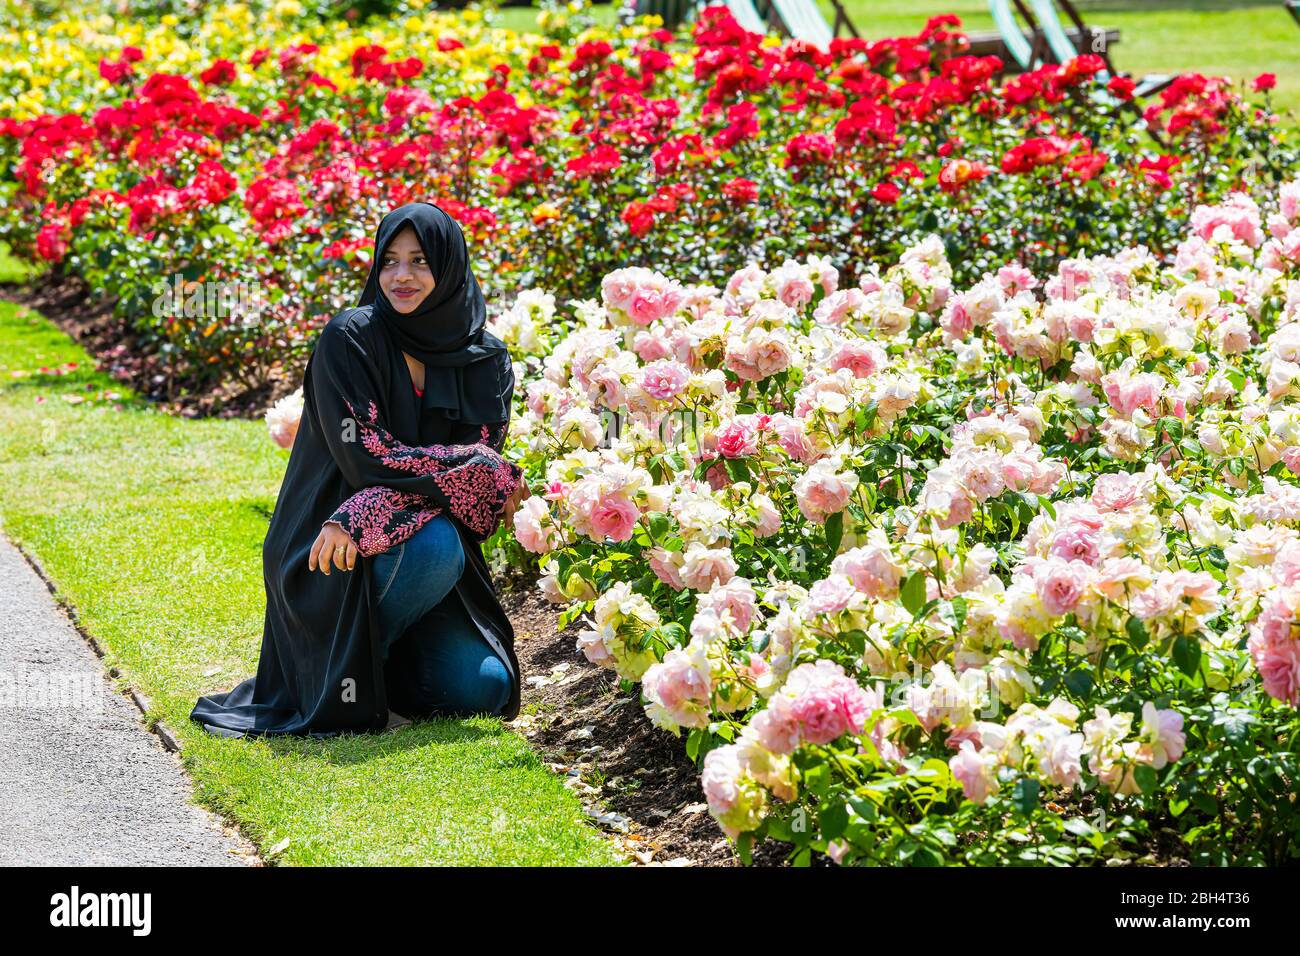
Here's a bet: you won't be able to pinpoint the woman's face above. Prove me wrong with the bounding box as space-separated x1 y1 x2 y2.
379 226 436 313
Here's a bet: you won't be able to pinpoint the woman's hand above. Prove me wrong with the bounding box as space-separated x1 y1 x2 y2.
309 520 358 575
501 475 530 531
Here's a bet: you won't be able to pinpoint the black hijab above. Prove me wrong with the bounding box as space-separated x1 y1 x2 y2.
359 201 512 423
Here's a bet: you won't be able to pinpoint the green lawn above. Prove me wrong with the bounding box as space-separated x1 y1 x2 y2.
492 0 1300 113
0 290 623 866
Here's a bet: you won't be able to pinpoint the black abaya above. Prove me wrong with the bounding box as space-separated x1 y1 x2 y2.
189 304 524 737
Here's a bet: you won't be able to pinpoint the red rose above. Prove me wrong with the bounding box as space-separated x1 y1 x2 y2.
871 181 901 204
1253 73 1277 92
1107 76 1136 100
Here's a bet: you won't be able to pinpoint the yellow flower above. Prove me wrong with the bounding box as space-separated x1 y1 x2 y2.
532 203 561 225
274 0 303 15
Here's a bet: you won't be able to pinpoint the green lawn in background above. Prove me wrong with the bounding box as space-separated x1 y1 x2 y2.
0 294 623 866
492 0 1299 113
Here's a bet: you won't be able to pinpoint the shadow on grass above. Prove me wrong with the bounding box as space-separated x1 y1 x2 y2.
244 715 540 769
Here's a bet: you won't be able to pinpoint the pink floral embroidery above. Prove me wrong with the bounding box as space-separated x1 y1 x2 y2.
328 487 443 557
329 398 520 550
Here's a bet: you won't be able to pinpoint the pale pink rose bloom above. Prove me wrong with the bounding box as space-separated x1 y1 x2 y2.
949 743 997 804
576 629 615 668
1248 616 1300 705
794 460 859 524
632 329 673 363
1283 446 1300 476
1101 368 1163 418
831 540 903 600
628 285 685 326
700 744 743 814
703 459 730 492
790 685 853 744
828 339 885 379
770 413 816 463
1066 310 1096 343
265 390 303 449
1091 471 1146 512
1039 732 1084 788
525 381 551 417
996 263 1037 295
945 723 982 751
538 573 567 604
1050 520 1102 565
643 649 712 727
960 449 1006 501
647 546 685 591
1092 556 1151 603
588 492 640 542
752 494 782 537
1138 702 1185 769
639 359 691 400
806 575 860 616
513 496 559 554
680 545 737 591
1272 541 1300 588
699 577 758 634
750 698 802 755
1190 192 1264 248
774 269 816 309
724 327 794 381
1035 559 1092 616
789 675 871 745
826 840 850 864
940 297 973 339
813 288 866 327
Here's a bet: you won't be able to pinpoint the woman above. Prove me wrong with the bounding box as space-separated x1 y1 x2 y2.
190 201 529 738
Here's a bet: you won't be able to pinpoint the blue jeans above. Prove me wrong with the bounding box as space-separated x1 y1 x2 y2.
371 514 512 718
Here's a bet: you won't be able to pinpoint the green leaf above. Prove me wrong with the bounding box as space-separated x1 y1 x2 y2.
1012 777 1039 816
824 510 843 554
1172 634 1202 678
737 832 753 865
818 800 849 842
900 572 926 617
685 727 704 762
1064 668 1094 698
1191 791 1218 815
1125 615 1148 649
1134 764 1158 795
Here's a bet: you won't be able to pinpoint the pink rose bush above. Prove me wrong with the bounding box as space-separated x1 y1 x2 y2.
496 177 1300 865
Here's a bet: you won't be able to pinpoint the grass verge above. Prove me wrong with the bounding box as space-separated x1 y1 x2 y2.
0 294 623 866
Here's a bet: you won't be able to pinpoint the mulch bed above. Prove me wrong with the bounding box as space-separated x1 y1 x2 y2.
500 579 796 867
2 269 281 419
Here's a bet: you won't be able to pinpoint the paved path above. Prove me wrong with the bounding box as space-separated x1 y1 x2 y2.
0 531 255 865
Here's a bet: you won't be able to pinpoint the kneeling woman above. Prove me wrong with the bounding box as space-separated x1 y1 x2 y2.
191 202 529 738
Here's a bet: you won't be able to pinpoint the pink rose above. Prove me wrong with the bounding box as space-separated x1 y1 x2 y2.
794 459 859 525
716 419 759 458
588 492 639 542
639 359 691 401
513 496 559 554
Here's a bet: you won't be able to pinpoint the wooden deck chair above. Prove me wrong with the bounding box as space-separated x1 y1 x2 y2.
722 0 770 36
1026 0 1171 145
1030 0 1174 99
765 0 834 47
988 0 1049 72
